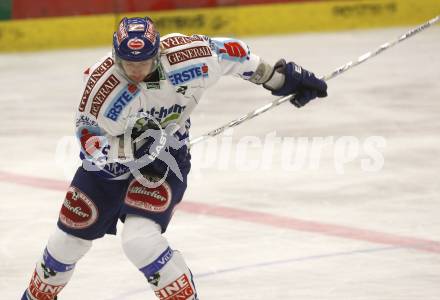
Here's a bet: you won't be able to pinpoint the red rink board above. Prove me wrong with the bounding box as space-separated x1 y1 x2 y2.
12 0 309 20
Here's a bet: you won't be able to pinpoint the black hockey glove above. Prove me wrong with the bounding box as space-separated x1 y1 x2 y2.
264 59 328 107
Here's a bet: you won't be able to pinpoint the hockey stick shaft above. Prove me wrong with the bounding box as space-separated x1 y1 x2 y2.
189 15 440 147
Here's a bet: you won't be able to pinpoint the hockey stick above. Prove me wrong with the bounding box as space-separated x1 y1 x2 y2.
189 15 440 147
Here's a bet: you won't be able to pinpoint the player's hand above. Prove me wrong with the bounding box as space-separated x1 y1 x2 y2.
269 59 327 107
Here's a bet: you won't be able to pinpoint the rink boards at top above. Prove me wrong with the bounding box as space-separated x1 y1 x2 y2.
0 0 439 52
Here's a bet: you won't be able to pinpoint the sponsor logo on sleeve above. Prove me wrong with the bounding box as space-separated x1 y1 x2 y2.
213 40 250 62
161 35 204 49
166 45 212 65
105 84 140 121
59 186 99 229
155 274 194 300
90 74 120 118
168 63 208 85
79 57 114 112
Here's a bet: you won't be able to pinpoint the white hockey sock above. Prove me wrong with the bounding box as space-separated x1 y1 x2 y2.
25 228 92 300
122 215 198 300
26 252 74 300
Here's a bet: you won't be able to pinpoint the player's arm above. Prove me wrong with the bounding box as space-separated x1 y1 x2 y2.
210 37 328 107
75 112 129 165
75 68 136 178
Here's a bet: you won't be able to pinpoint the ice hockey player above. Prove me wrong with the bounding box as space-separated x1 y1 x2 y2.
22 16 327 300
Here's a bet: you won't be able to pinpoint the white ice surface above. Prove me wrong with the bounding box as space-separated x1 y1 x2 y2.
0 25 440 299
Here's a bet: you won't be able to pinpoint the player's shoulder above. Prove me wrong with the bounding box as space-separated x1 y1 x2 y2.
160 33 211 51
78 52 128 119
159 33 215 67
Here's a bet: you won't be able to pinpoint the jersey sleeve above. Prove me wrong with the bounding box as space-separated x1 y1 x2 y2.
159 33 265 90
208 37 262 81
75 55 131 179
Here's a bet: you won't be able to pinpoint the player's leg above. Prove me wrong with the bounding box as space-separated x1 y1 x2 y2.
22 228 92 300
120 165 198 299
122 215 198 299
22 166 130 300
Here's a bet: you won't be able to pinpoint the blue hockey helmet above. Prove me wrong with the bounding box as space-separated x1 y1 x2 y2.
113 17 160 62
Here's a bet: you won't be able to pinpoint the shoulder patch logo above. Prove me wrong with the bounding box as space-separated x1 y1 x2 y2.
166 46 212 65
212 40 250 62
161 35 204 49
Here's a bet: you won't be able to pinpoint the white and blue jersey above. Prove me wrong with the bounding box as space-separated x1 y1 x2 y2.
75 33 263 179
